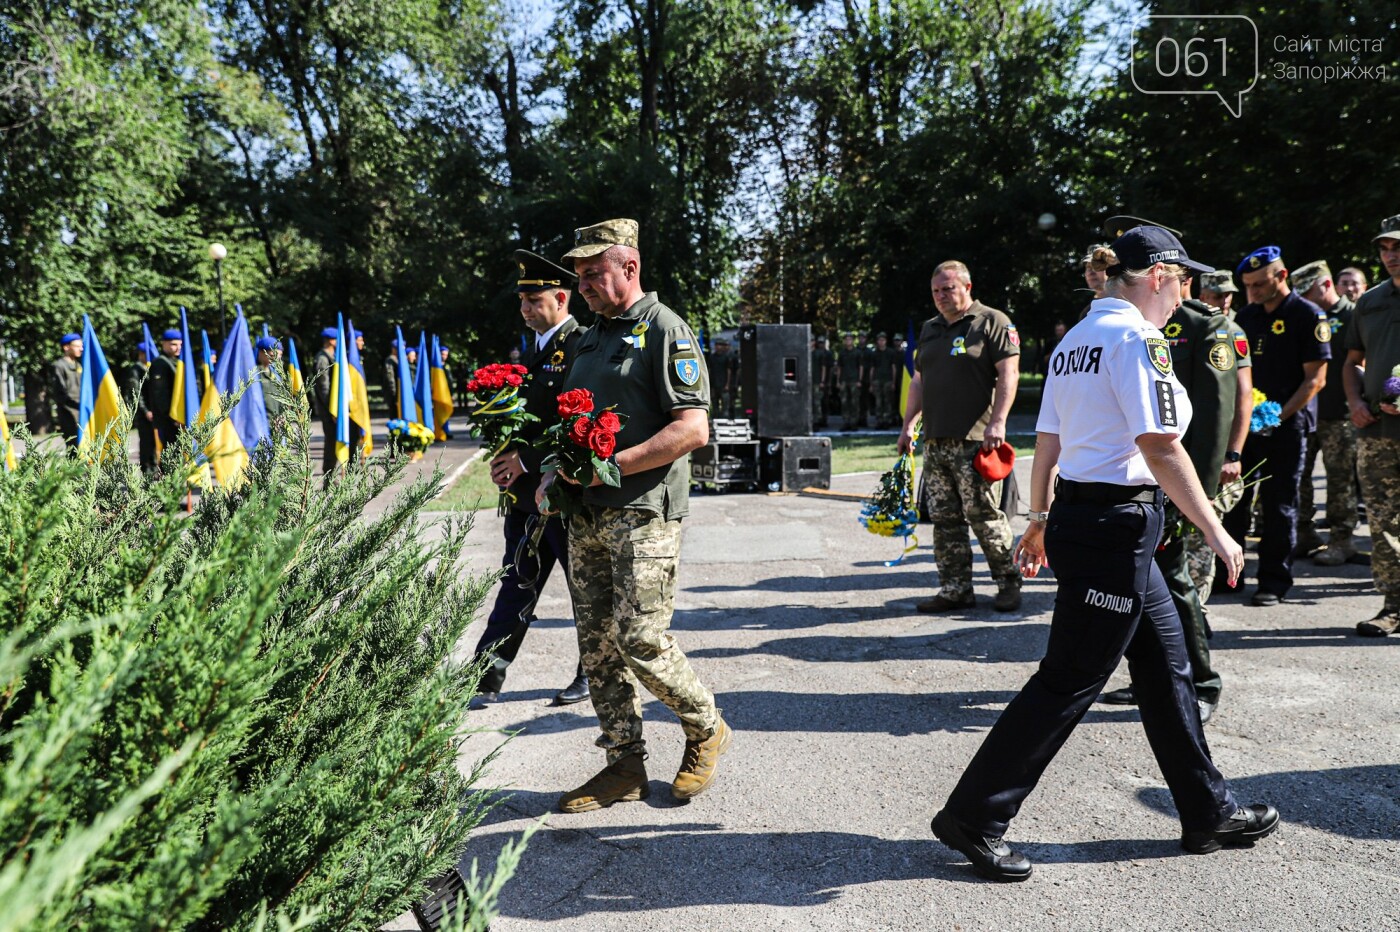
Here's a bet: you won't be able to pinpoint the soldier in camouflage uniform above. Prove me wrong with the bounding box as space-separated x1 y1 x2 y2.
811 335 833 428
837 332 864 430
869 332 899 428
1291 261 1360 564
898 260 1021 612
1343 214 1400 636
539 219 730 811
49 333 83 447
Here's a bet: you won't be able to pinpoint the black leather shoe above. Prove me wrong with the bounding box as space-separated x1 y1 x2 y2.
1197 697 1217 724
1249 590 1281 607
1099 686 1137 705
553 674 590 706
931 809 1032 882
1182 804 1279 853
468 691 499 711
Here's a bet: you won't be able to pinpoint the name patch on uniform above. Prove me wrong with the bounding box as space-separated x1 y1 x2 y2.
1208 342 1234 371
673 357 701 386
1314 319 1332 342
1050 345 1102 376
1156 379 1178 426
1145 338 1172 376
1084 587 1134 614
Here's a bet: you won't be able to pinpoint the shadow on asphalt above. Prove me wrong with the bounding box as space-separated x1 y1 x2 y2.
1134 765 1400 841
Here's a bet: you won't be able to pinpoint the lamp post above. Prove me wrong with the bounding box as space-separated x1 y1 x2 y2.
209 242 228 340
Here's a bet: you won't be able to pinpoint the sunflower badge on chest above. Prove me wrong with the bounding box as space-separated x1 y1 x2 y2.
621 320 649 350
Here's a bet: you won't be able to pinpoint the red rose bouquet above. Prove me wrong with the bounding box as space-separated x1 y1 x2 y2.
538 388 627 516
466 362 537 512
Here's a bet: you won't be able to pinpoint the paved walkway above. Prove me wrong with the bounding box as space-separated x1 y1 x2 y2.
413 449 1400 931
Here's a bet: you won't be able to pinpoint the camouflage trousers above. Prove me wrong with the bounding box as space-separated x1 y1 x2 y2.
840 382 864 428
1357 437 1400 607
922 438 1017 598
812 384 828 424
871 379 895 426
1299 419 1359 541
1184 525 1216 604
567 507 719 763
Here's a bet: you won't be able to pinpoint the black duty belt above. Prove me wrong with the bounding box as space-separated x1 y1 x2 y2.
1055 478 1162 506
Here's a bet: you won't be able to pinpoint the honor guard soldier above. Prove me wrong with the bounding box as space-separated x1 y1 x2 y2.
1221 246 1331 606
50 333 83 447
837 332 864 430
1291 260 1359 565
899 260 1021 613
144 329 182 461
1343 214 1400 635
254 336 286 430
383 341 401 415
471 250 589 707
931 226 1277 882
1100 244 1249 723
312 327 338 472
870 332 900 428
122 340 157 471
538 219 730 812
810 335 833 428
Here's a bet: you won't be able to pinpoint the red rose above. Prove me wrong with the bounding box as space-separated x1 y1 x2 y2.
467 379 480 393
513 364 528 374
558 389 595 417
588 428 616 458
569 417 594 446
507 374 522 386
595 411 621 434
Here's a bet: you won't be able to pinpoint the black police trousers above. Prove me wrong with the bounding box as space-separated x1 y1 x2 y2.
1222 416 1307 597
943 494 1237 836
472 508 580 694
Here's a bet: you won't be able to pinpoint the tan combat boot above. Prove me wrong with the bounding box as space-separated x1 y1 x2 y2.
558 754 649 813
672 718 732 800
1313 536 1358 566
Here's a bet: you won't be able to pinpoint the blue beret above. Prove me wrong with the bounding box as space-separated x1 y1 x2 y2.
439 343 449 352
321 327 339 340
1237 246 1282 275
138 341 156 357
60 333 81 346
254 336 281 352
161 329 181 341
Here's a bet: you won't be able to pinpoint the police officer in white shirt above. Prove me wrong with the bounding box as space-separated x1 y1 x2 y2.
930 226 1279 882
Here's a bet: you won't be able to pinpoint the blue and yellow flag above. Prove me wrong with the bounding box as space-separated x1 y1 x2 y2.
77 315 124 461
413 330 435 439
429 334 454 441
169 307 200 434
141 322 157 362
331 315 354 464
199 330 214 394
899 318 917 421
395 326 416 423
2 396 17 471
344 318 373 455
202 311 270 487
286 336 305 396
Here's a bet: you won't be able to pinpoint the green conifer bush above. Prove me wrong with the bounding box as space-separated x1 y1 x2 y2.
0 392 522 930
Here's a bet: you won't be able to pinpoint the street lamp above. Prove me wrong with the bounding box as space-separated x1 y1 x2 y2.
209 242 228 340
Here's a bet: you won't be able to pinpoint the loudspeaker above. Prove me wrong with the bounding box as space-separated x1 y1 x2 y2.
738 324 812 437
761 436 831 492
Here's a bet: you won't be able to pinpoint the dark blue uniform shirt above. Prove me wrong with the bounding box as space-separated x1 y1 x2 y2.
1235 291 1331 430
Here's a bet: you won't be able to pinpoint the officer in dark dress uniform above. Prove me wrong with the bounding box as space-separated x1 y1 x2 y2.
49 333 84 448
1221 247 1331 606
143 329 182 462
122 341 157 471
471 250 589 706
931 227 1277 882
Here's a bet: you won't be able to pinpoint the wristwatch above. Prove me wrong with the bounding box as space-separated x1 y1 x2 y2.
1028 510 1050 523
1224 451 1242 463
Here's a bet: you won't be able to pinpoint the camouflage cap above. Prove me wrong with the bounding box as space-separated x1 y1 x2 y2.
1200 270 1238 293
1290 260 1331 296
562 218 640 260
1374 213 1400 243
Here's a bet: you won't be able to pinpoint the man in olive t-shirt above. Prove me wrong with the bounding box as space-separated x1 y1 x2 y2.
898 260 1021 613
538 218 730 813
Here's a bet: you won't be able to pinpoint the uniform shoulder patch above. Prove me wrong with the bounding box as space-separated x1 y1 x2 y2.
1145 337 1172 376
1155 380 1178 426
1232 330 1250 358
1208 342 1234 371
672 356 701 386
1314 319 1332 342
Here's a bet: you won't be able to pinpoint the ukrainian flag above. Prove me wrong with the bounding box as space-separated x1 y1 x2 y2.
331 315 354 465
77 315 125 461
169 307 200 436
286 336 306 396
2 399 16 471
412 330 435 440
899 318 917 421
202 311 270 487
394 326 416 422
429 334 454 441
344 318 373 455
199 330 215 394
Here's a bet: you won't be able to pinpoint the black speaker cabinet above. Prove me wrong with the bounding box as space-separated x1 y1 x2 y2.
738 323 812 437
761 435 831 492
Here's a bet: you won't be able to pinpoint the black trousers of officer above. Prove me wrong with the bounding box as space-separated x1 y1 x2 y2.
943 486 1237 837
136 417 157 472
153 415 179 470
472 508 580 694
320 418 364 477
1221 416 1307 596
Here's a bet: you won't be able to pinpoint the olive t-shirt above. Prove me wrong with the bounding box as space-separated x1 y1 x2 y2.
916 302 1020 441
564 292 709 518
1345 278 1400 441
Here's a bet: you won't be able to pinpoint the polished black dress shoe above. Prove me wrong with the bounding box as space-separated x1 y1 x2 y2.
931 809 1033 881
468 690 500 711
1249 590 1281 607
1197 697 1217 724
1181 803 1280 854
1099 686 1137 705
553 674 590 706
